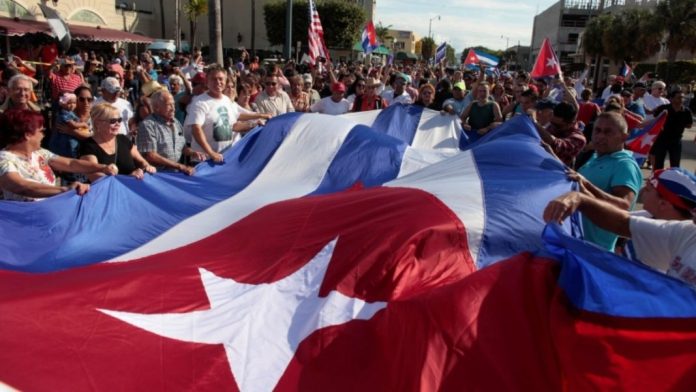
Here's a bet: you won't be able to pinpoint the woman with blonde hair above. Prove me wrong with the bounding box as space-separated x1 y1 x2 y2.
79 103 155 182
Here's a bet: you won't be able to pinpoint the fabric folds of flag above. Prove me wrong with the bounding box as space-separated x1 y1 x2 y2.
38 3 71 51
307 0 330 64
434 42 447 64
625 110 668 164
2 106 692 390
361 21 378 54
619 61 633 79
531 38 562 79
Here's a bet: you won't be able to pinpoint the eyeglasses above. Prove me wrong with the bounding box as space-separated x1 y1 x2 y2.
78 96 94 103
101 117 123 124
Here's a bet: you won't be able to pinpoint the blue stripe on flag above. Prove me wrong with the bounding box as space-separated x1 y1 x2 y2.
371 103 424 145
544 223 696 318
471 116 571 267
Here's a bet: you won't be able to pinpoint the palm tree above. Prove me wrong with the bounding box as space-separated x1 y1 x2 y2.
184 0 208 50
654 0 696 82
208 0 222 64
375 22 393 46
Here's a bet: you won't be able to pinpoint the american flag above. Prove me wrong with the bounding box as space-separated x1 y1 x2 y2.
308 0 330 64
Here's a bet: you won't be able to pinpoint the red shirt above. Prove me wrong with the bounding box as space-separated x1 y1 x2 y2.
49 72 83 102
577 101 601 126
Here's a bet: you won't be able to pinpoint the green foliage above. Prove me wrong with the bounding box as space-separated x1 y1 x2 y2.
446 44 456 64
419 37 436 60
634 61 696 84
583 13 612 57
375 22 393 45
603 9 661 62
184 0 208 49
264 1 366 49
654 0 696 62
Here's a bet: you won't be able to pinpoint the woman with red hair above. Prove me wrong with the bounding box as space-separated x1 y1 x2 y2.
0 109 117 201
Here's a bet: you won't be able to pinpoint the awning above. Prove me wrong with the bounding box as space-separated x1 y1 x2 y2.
351 42 391 55
0 16 52 36
70 24 154 44
0 16 153 44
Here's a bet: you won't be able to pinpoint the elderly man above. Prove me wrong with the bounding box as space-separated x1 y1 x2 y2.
544 169 696 290
254 75 294 116
137 90 203 175
643 81 670 119
574 112 643 251
0 74 40 113
94 77 133 136
184 64 269 163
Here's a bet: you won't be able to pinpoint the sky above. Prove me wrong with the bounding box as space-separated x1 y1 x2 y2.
374 0 559 54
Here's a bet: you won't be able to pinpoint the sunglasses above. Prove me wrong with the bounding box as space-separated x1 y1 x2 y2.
78 96 94 103
266 82 277 86
101 117 123 124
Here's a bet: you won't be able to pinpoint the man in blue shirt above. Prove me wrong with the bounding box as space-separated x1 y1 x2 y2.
576 112 643 250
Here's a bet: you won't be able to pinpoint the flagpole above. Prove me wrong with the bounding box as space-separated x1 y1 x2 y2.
284 0 292 61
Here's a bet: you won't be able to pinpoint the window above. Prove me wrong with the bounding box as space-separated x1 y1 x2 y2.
568 33 579 44
69 9 106 25
0 0 30 17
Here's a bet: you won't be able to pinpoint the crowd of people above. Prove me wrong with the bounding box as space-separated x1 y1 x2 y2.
0 46 695 289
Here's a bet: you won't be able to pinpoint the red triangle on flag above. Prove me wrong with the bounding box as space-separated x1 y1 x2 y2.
531 38 562 79
463 49 479 66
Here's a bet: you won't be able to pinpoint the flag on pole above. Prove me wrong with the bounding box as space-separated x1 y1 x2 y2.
307 0 330 64
531 38 562 79
361 21 378 54
463 49 499 68
434 42 447 64
625 110 668 165
38 3 71 52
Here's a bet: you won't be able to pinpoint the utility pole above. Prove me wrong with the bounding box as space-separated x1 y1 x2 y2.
284 0 292 60
175 0 181 51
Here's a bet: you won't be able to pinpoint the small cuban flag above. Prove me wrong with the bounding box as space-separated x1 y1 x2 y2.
435 42 447 64
361 21 378 54
625 110 668 165
619 61 632 79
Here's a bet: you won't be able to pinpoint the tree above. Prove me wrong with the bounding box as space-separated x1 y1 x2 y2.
445 44 456 65
419 37 436 61
603 9 661 63
264 1 366 50
582 13 612 58
654 0 696 82
208 0 222 64
375 22 393 45
184 0 208 49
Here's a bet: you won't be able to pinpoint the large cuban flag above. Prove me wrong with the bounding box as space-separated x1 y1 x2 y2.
1 105 694 391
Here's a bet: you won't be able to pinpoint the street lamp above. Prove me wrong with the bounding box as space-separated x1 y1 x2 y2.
500 35 511 51
428 15 440 39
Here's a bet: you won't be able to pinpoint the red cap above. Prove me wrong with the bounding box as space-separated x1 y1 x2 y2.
331 82 346 93
191 72 206 85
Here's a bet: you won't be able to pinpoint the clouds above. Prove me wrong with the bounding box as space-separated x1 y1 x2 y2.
375 0 557 53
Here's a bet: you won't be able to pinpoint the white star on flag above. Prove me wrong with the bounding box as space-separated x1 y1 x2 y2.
546 57 557 68
639 133 656 149
99 239 387 392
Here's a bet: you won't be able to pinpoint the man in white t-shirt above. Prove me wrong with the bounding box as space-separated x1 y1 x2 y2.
381 73 413 106
642 81 670 119
310 82 351 115
95 77 133 136
544 168 696 290
184 64 264 163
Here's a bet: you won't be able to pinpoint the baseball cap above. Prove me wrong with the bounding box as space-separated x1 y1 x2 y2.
331 82 346 93
633 81 647 89
453 81 466 91
100 77 122 94
302 73 313 84
191 72 207 86
649 168 696 211
141 81 165 97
